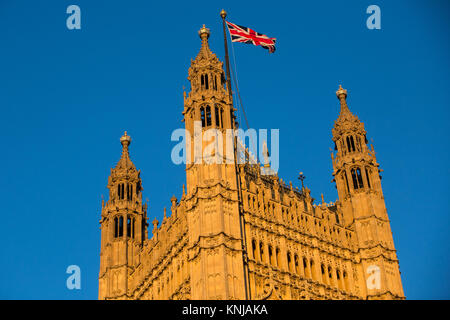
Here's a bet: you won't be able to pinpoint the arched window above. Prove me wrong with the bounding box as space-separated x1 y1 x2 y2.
310 259 316 280
252 240 257 260
132 218 135 238
321 264 326 283
287 252 293 272
346 136 356 153
127 216 132 237
206 105 212 126
294 255 300 274
328 266 333 284
276 248 281 268
259 242 264 263
365 167 371 189
114 217 119 238
213 75 217 90
351 168 364 189
205 74 209 90
118 216 124 237
121 184 125 200
268 246 274 265
200 107 206 127
215 106 220 127
220 108 224 128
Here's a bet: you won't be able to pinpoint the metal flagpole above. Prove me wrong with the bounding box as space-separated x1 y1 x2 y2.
220 9 250 300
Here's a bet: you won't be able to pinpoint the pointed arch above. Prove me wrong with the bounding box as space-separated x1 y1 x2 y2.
206 105 212 126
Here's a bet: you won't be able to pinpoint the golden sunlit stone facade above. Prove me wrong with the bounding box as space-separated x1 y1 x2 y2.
98 26 405 300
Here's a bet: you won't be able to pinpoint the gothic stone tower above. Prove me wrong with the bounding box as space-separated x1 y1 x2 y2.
331 86 404 299
98 25 404 300
182 25 247 300
98 132 148 300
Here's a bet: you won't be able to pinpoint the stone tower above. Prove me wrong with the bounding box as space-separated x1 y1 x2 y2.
331 86 404 299
98 132 148 299
182 25 247 300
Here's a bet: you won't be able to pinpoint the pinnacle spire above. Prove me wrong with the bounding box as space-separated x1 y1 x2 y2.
196 24 213 60
334 84 360 125
115 131 136 171
336 85 352 118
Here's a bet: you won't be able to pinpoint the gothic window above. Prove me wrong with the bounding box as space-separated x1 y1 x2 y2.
351 167 364 189
215 106 220 127
259 242 264 262
252 240 257 260
365 167 371 189
205 74 209 89
121 184 125 200
213 75 217 90
118 216 124 237
346 136 356 153
310 259 316 280
200 106 206 127
117 184 120 199
268 246 274 265
335 213 340 225
114 217 119 238
287 252 292 272
294 255 300 274
321 264 326 283
127 216 132 237
303 258 310 278
132 218 135 238
220 108 224 128
276 248 281 268
206 105 212 126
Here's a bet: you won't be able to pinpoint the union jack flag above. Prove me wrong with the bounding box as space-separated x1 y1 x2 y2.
226 21 276 53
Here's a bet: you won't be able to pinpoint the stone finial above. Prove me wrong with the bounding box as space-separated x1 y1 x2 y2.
171 195 177 207
120 131 131 148
198 24 210 40
152 218 159 233
336 84 347 100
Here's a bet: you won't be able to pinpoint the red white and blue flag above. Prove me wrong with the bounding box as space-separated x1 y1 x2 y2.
226 21 276 53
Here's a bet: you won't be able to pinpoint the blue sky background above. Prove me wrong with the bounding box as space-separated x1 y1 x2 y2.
0 0 448 299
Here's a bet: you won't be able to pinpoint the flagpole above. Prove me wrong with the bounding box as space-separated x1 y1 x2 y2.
220 9 250 300
220 10 233 100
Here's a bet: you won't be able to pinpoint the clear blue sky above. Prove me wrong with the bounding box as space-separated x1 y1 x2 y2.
0 0 448 299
